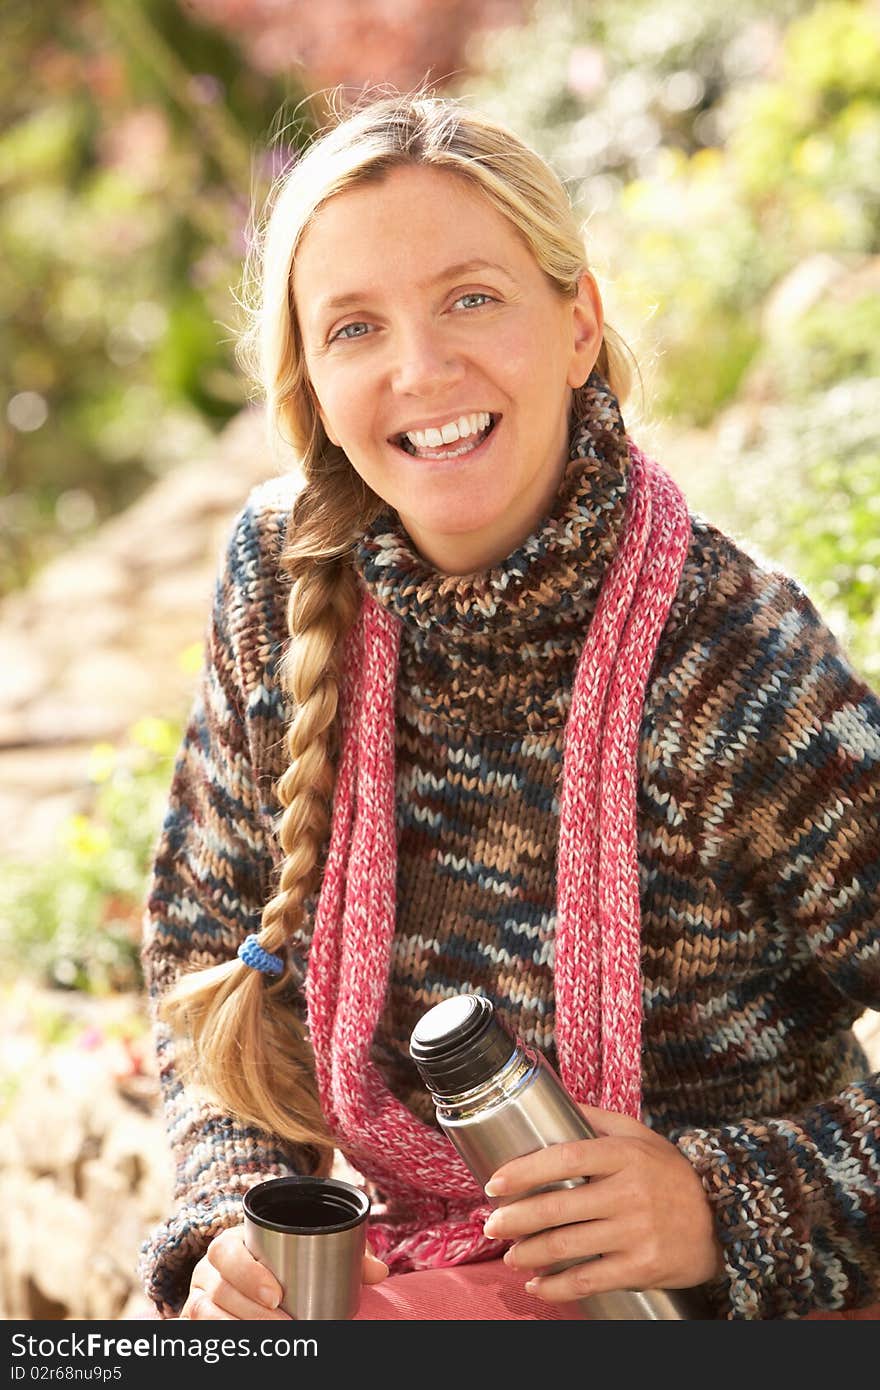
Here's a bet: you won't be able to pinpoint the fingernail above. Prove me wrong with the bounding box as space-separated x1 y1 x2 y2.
484 1178 505 1196
260 1285 280 1308
524 1278 540 1292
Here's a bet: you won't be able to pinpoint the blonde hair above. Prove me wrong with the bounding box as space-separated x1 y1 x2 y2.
161 89 637 1162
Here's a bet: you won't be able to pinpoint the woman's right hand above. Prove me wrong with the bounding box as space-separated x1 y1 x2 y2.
178 1225 389 1319
178 1226 289 1320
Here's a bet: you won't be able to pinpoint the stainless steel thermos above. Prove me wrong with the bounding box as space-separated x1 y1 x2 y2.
409 993 713 1320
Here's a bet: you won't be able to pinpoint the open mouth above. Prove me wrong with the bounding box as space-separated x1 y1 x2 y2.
392 413 500 460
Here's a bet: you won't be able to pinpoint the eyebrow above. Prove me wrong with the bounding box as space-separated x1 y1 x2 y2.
312 258 517 319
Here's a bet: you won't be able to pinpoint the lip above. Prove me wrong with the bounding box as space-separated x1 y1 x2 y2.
387 410 498 441
389 414 502 472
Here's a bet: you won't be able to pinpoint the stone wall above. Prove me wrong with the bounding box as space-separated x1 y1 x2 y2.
0 985 171 1320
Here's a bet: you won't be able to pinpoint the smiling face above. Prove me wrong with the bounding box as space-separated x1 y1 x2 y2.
293 164 603 574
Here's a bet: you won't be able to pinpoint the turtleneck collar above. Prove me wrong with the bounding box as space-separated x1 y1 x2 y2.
351 372 632 731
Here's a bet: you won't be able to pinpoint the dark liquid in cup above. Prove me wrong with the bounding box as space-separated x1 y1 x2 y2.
245 1180 367 1233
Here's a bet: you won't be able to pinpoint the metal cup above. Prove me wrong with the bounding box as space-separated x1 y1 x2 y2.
242 1176 370 1320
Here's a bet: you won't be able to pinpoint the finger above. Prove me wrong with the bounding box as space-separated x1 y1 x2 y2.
503 1217 621 1275
206 1227 289 1317
193 1261 292 1320
484 1177 619 1241
198 1228 289 1319
183 1291 238 1321
363 1252 390 1285
485 1136 629 1197
523 1251 639 1305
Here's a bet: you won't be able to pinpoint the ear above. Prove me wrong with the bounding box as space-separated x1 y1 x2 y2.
566 271 604 390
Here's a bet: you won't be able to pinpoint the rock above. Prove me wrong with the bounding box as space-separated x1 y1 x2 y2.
0 639 50 710
101 1112 175 1214
0 1176 93 1318
34 551 130 609
3 1090 88 1190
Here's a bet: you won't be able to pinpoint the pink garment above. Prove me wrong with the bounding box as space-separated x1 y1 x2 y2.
306 444 692 1272
355 1260 580 1320
354 1266 880 1320
124 1279 880 1321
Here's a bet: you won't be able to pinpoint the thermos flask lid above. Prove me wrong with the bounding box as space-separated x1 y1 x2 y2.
409 993 516 1095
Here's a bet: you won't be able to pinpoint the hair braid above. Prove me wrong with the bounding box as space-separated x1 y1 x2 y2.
260 551 361 955
160 481 366 1161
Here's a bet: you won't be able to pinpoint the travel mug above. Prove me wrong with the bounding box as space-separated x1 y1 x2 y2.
243 1175 370 1319
410 993 713 1320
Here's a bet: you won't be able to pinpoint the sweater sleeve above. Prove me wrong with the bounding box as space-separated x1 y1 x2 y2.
667 558 880 1320
137 497 316 1318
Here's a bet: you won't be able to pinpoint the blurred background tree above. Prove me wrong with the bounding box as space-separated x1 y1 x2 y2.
466 0 880 419
0 0 314 594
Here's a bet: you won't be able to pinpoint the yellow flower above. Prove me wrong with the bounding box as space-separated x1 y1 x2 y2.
87 742 117 784
130 716 176 756
794 136 832 177
178 641 204 676
60 815 111 861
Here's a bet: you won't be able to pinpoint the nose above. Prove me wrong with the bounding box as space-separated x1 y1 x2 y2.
390 321 465 398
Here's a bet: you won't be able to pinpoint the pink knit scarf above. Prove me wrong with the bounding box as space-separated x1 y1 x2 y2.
305 442 690 1271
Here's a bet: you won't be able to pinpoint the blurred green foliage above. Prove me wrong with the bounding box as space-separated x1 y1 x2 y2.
467 0 880 422
0 717 179 991
766 288 880 398
681 379 880 683
0 0 314 595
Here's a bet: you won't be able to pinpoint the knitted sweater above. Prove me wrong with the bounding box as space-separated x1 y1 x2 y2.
139 415 880 1321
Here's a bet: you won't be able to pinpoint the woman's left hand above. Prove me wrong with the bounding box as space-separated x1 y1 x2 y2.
481 1106 724 1304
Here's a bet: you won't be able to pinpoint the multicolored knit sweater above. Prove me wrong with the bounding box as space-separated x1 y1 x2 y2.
139 385 880 1320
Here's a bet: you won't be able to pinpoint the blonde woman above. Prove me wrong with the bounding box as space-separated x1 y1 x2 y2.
139 93 880 1321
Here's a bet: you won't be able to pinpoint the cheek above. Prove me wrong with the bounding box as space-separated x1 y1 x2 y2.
308 370 362 449
488 323 532 383
495 315 565 396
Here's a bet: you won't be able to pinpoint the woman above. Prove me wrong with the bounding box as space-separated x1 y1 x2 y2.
138 92 880 1321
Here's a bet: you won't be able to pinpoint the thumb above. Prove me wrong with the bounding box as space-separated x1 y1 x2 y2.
363 1249 390 1285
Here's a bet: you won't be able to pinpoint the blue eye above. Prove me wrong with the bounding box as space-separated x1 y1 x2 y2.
329 293 492 343
331 322 371 342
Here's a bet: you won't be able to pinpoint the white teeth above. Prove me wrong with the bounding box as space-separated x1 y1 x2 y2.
404 412 491 450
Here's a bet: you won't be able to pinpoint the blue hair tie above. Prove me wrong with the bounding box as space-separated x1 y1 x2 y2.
237 933 284 977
